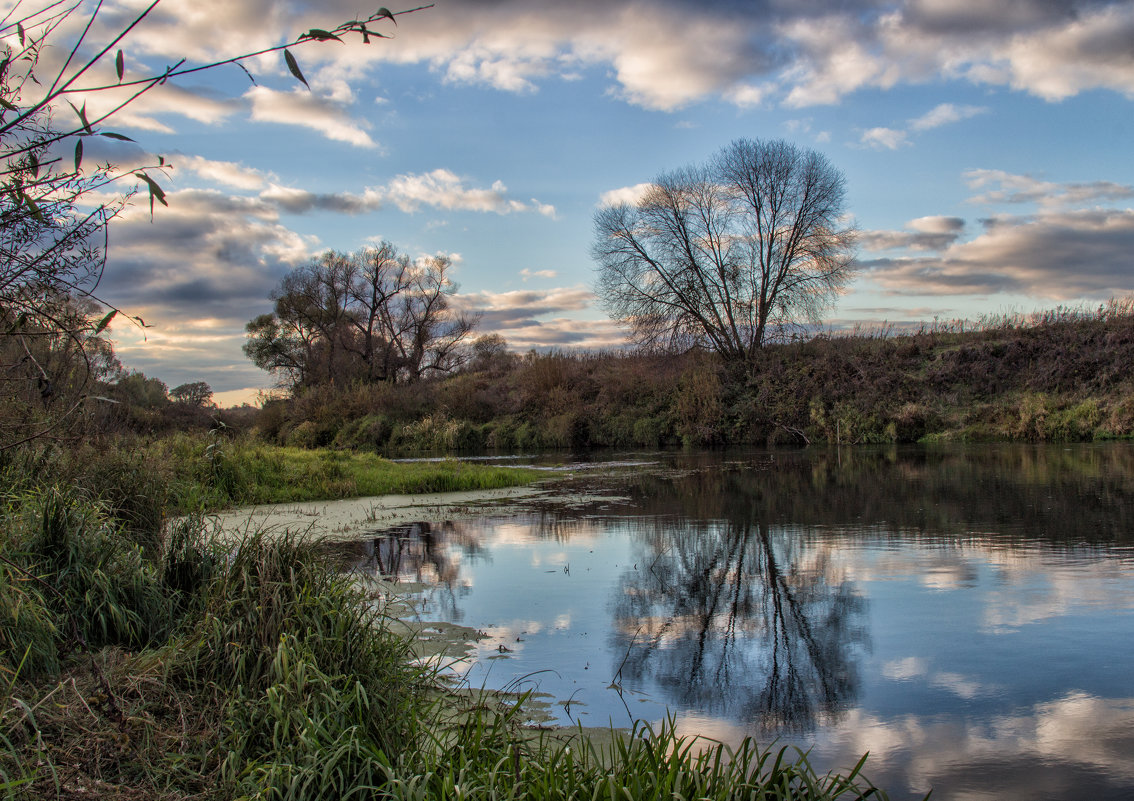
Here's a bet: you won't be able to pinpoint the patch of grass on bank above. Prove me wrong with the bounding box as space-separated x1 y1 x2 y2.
0 486 900 801
158 434 547 511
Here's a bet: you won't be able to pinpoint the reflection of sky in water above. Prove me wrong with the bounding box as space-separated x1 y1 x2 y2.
350 446 1134 801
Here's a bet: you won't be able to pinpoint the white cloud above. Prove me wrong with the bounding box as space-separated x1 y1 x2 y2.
244 85 377 148
860 126 910 150
251 172 554 217
379 169 555 216
909 102 988 131
862 102 987 149
520 268 558 281
964 169 1134 209
597 183 654 208
176 156 270 191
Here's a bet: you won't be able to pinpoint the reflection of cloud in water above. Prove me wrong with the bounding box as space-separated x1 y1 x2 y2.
669 692 1134 800
840 537 1134 633
929 672 997 701
882 658 999 699
530 550 570 568
882 657 928 681
825 693 1134 800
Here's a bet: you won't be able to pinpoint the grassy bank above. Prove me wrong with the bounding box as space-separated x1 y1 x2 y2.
157 433 547 510
0 433 547 532
0 480 899 800
249 300 1134 451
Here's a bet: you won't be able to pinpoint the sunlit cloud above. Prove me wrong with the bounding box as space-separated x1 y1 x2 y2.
964 169 1134 209
252 171 554 217
520 268 558 281
860 127 909 150
379 169 556 216
176 155 270 191
454 287 626 350
597 183 654 208
862 208 1134 299
66 0 1134 125
245 86 377 147
861 216 966 252
909 102 987 131
861 102 987 149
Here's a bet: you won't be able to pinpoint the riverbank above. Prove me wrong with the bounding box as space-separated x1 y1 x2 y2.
243 300 1134 452
0 442 900 800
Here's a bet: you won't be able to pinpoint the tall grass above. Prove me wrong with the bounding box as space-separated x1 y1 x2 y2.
382 714 895 801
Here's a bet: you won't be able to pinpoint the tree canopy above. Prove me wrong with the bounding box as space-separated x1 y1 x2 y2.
592 139 858 370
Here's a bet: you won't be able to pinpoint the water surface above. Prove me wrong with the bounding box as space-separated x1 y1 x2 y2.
341 444 1134 801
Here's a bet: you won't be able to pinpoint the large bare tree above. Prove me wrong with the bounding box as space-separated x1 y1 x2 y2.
244 243 479 389
592 139 857 370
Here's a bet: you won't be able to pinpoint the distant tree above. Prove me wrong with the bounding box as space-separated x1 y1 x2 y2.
244 243 479 389
592 139 857 371
113 372 168 409
0 1 421 449
169 381 213 407
467 333 516 375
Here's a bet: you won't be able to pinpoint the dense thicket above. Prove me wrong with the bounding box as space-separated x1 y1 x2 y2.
254 301 1134 452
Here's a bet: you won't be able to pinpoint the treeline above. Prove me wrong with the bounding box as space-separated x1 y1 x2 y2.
253 299 1134 452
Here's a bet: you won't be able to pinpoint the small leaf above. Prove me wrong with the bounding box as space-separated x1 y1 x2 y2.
377 7 396 25
283 48 308 89
159 155 165 167
17 23 25 47
68 100 94 134
0 97 16 111
301 28 343 42
94 309 117 335
100 131 135 142
134 171 168 216
74 139 83 172
29 153 38 177
115 49 124 81
21 191 43 222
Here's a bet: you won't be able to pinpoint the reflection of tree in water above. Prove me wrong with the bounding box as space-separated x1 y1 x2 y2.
341 513 607 621
345 521 486 621
613 512 865 735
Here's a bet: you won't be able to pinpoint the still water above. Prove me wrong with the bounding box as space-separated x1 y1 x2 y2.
343 444 1134 801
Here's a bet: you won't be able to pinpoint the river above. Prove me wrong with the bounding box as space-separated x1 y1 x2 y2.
334 443 1134 801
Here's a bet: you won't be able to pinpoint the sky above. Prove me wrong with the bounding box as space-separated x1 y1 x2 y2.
12 0 1134 405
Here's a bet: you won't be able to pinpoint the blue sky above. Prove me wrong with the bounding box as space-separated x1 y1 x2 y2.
24 0 1134 404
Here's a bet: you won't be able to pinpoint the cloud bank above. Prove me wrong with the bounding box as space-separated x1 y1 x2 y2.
87 0 1134 131
860 171 1134 300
